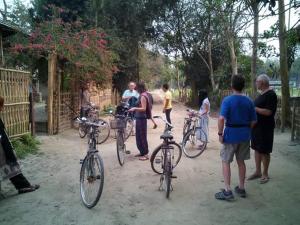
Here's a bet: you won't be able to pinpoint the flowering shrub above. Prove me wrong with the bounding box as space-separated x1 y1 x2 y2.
11 5 117 85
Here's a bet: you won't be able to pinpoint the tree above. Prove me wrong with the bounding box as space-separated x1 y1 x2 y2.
0 0 8 21
278 0 291 131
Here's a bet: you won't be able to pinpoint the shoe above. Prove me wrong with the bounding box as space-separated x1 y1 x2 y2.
18 184 40 194
234 186 246 198
215 189 234 201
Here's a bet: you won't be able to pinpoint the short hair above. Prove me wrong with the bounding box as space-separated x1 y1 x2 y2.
257 74 270 86
0 96 4 108
136 82 146 94
231 75 245 92
162 84 169 90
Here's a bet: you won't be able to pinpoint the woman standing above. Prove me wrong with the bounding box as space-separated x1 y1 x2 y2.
128 82 150 161
248 74 277 184
197 91 210 143
0 96 40 194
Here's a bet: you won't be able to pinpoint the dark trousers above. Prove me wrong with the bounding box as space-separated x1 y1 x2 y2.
9 174 31 190
135 118 149 156
165 108 172 124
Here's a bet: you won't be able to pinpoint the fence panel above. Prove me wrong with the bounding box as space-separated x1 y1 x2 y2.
0 68 31 138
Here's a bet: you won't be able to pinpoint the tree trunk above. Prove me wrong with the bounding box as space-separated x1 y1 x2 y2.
208 30 216 91
227 35 238 76
278 0 291 131
251 1 259 97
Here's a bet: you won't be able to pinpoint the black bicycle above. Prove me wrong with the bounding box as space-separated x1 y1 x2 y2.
78 104 110 144
110 102 134 141
181 109 208 158
109 112 131 166
150 116 182 198
78 118 105 208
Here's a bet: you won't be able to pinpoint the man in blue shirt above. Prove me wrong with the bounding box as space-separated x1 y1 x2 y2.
215 75 257 201
122 82 139 107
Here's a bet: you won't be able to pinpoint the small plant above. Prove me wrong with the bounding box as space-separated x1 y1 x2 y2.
11 134 41 159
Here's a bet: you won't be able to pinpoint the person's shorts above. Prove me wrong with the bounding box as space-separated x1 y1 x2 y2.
220 141 250 163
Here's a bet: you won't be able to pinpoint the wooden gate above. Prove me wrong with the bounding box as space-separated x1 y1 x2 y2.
0 68 31 137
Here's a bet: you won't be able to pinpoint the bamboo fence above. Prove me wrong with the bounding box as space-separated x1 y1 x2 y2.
0 68 31 138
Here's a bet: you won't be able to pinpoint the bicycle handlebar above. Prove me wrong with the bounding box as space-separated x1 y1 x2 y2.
153 115 173 128
75 117 107 127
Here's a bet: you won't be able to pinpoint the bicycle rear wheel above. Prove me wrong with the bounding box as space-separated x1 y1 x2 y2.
96 119 110 144
79 123 87 138
80 152 104 208
123 118 133 141
150 143 182 174
164 152 172 198
116 132 125 166
182 128 207 158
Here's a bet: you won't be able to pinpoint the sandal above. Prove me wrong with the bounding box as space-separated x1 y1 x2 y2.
139 155 149 161
260 177 269 184
18 184 40 194
215 189 234 201
247 173 262 181
153 124 158 129
134 153 142 157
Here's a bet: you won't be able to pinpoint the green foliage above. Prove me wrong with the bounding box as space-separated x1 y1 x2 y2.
11 134 41 159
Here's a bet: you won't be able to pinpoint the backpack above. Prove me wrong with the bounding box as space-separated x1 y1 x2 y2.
141 92 153 119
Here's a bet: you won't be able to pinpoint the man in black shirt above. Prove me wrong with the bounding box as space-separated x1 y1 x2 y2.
248 74 277 184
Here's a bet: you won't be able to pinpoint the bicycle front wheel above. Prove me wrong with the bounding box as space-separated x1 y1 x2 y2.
79 123 87 138
80 152 104 208
182 128 207 158
96 119 110 144
123 118 134 141
116 132 125 166
150 142 182 174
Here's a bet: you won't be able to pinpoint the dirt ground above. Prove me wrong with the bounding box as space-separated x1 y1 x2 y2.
0 93 300 225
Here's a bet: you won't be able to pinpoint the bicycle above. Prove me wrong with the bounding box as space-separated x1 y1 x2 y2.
150 116 182 198
181 109 208 158
78 118 105 209
110 101 134 141
78 104 110 144
109 113 131 166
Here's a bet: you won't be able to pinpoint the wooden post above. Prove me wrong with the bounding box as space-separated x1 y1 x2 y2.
57 68 61 134
30 89 35 136
47 53 57 135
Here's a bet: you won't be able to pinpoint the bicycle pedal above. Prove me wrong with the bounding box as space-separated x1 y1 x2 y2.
79 159 84 164
125 150 131 154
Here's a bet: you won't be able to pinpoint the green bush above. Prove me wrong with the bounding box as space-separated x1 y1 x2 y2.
11 134 41 159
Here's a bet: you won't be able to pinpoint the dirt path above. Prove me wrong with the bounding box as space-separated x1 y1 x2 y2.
0 101 300 225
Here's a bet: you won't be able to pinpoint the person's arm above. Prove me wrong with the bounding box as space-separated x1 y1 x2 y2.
200 103 209 116
128 96 147 112
218 116 225 143
255 107 272 116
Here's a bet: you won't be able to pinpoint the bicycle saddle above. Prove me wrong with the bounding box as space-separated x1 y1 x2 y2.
160 132 173 140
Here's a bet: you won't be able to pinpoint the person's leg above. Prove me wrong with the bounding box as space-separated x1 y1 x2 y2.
222 161 231 191
248 150 262 180
9 173 31 190
165 109 171 124
135 120 143 156
139 119 149 156
261 153 270 179
236 160 246 189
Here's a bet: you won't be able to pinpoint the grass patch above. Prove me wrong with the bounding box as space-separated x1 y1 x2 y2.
11 134 41 159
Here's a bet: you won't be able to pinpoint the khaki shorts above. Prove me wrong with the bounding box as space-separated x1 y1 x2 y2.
220 141 250 163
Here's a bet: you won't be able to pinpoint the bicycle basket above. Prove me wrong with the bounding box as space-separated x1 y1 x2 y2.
110 119 126 129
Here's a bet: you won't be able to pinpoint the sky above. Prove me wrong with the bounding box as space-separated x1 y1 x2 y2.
1 0 300 58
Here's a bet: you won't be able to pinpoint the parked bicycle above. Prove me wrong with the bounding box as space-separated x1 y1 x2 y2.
78 104 110 144
181 109 208 158
110 101 134 141
150 116 182 198
109 112 131 166
77 118 105 209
